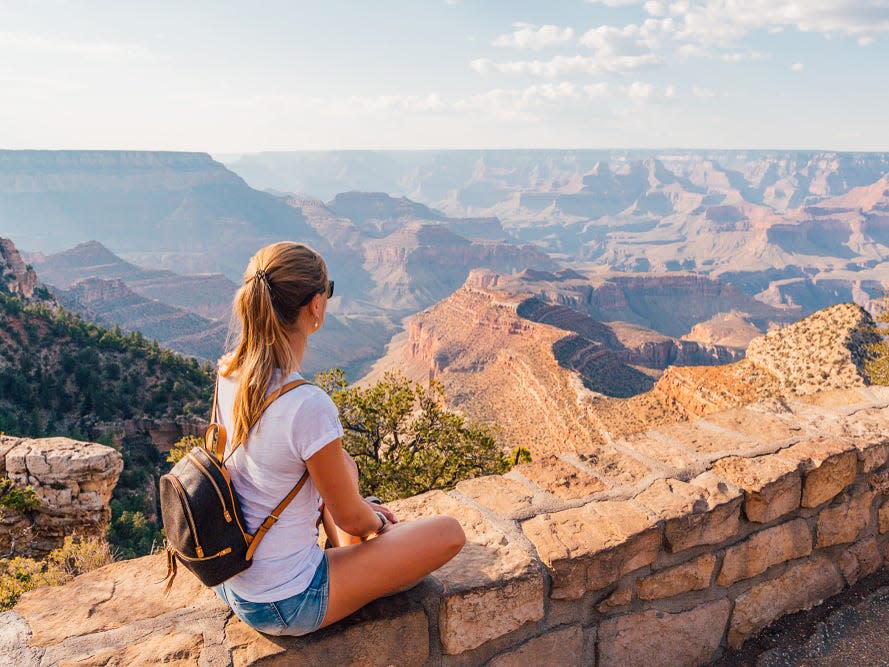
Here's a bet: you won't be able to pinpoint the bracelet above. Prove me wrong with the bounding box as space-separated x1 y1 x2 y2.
374 510 389 534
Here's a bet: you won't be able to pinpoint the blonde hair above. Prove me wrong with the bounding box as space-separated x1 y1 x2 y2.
221 242 328 445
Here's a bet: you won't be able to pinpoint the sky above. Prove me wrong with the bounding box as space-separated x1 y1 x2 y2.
1 0 888 152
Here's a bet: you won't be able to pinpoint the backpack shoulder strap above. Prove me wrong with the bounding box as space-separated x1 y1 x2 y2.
242 378 315 560
246 468 311 560
207 378 312 461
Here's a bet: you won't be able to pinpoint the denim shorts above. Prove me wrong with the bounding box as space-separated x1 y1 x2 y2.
214 553 330 636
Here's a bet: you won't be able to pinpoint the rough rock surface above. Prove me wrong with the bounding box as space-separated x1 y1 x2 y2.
1 436 122 556
598 599 731 667
7 387 889 666
0 237 37 300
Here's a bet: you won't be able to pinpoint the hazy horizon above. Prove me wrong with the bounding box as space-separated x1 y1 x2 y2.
1 1 888 153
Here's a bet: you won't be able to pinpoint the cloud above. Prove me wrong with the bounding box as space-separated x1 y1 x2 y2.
475 24 665 78
584 82 613 97
791 62 804 71
692 86 715 98
625 81 654 101
644 2 668 16
0 31 158 63
719 50 770 62
492 23 575 50
667 1 889 47
579 24 651 53
471 52 663 77
858 36 876 45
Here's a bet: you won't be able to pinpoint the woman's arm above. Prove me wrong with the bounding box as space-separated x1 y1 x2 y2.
306 438 384 538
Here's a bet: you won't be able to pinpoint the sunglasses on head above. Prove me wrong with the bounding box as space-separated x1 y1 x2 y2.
299 280 334 307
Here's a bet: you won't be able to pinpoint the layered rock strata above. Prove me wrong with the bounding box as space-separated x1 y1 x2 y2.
8 386 889 665
365 277 874 458
0 436 122 556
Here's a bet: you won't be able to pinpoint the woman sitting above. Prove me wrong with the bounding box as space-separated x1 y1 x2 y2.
213 241 466 636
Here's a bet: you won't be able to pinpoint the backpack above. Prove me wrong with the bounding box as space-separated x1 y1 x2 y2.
159 378 311 591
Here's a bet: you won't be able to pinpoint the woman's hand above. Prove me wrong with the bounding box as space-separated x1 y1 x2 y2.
367 500 398 526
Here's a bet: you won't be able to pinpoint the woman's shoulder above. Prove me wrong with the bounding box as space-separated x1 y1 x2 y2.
279 375 338 414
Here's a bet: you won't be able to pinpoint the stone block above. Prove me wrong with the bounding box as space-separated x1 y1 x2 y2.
634 472 742 553
712 454 801 523
637 554 715 601
389 491 544 654
598 599 730 667
456 475 541 520
879 501 889 534
595 580 634 613
833 407 889 444
14 553 222 646
703 407 801 446
717 519 812 587
777 438 858 508
853 436 889 473
488 625 584 667
228 610 429 667
838 537 882 586
572 445 652 488
622 434 701 473
522 500 660 599
514 456 606 500
728 555 843 648
440 576 544 655
54 629 204 667
816 491 874 548
650 421 757 457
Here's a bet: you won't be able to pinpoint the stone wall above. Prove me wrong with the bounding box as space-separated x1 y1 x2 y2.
5 386 889 666
0 436 122 556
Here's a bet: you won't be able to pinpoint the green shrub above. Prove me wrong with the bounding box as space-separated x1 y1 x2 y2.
315 369 510 502
0 535 112 610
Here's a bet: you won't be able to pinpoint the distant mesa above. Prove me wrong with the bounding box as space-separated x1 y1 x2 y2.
327 191 444 227
0 149 323 279
223 149 889 305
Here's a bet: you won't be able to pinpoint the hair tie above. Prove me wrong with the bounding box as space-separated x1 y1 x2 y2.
253 269 271 289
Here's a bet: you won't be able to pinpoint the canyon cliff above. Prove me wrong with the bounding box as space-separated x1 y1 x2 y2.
0 436 121 557
365 270 880 461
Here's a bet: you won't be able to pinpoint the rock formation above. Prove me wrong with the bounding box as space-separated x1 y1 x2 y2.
55 276 227 362
28 240 237 321
0 237 38 301
7 386 889 666
746 303 879 395
0 150 325 279
364 270 884 462
0 436 122 557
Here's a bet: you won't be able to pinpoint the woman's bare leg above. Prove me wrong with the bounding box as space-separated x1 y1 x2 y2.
320 515 465 628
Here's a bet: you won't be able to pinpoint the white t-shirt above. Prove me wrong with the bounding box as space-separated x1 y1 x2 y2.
216 369 343 602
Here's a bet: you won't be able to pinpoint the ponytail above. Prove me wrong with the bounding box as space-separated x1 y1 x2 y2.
221 242 328 445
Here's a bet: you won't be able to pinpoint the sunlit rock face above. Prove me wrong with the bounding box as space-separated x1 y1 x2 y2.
0 237 37 300
0 436 122 557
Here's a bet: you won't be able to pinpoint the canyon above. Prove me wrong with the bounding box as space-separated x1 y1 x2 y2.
364 270 878 464
6 363 889 665
4 149 889 380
